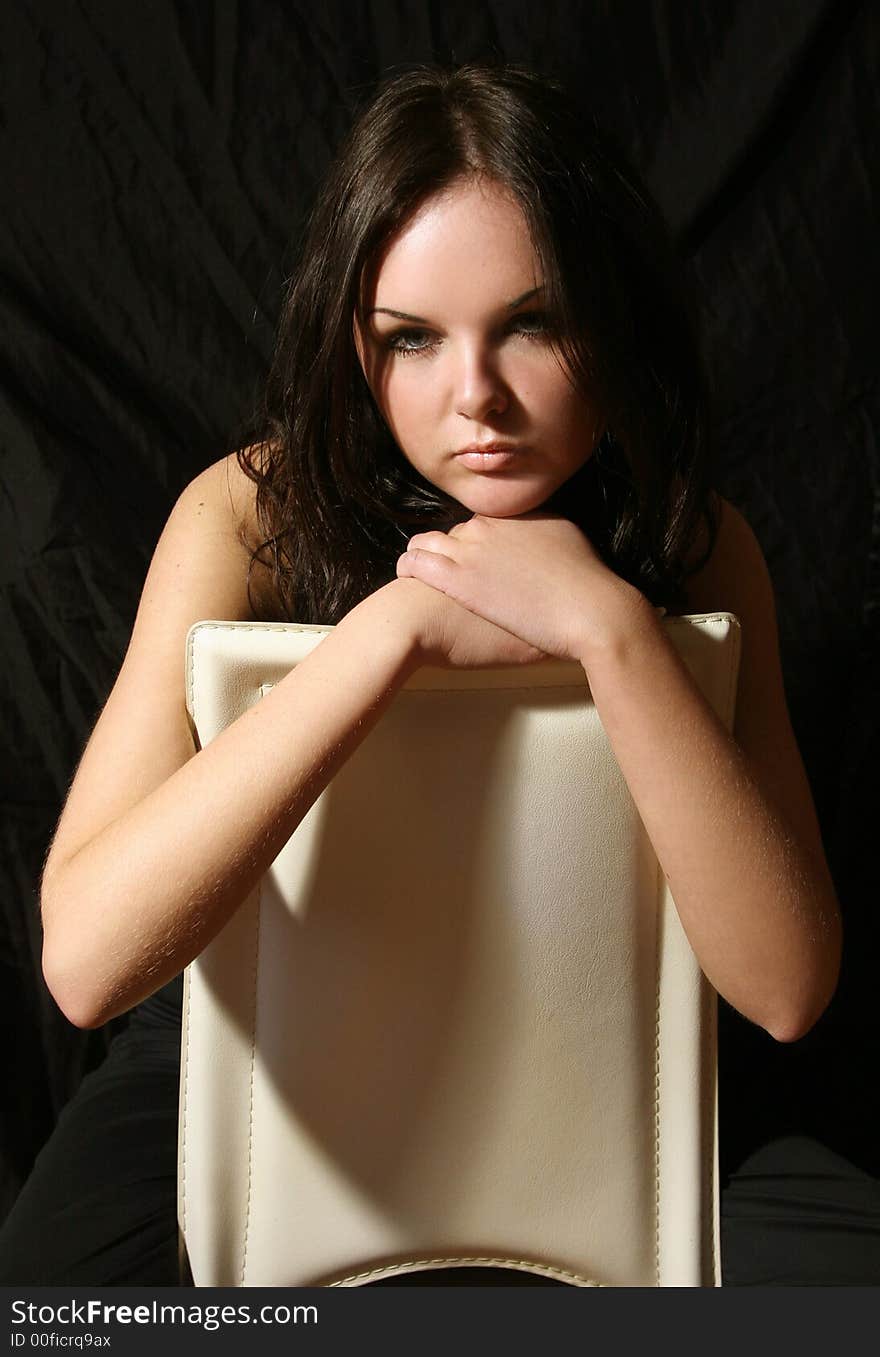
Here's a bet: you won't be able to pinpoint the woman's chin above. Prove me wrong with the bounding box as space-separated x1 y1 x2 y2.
454 485 556 518
461 493 548 518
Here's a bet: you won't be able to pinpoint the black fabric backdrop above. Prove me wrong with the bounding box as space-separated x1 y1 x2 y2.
1 0 878 1224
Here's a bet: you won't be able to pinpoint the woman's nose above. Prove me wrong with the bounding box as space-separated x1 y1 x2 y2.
453 345 508 421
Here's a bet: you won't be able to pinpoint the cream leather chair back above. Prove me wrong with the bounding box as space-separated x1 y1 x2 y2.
179 613 739 1287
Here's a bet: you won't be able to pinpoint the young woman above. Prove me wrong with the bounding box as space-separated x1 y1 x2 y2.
0 63 847 1286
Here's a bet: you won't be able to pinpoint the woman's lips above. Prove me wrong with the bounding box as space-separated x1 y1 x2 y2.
454 445 523 471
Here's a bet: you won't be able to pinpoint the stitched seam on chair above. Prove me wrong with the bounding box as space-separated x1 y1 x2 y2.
711 622 738 1286
179 961 192 1240
239 887 262 1286
185 629 195 723
708 979 719 1286
653 858 662 1288
189 615 733 633
178 634 202 1242
191 623 332 635
187 631 262 1286
329 1257 602 1287
715 616 736 1286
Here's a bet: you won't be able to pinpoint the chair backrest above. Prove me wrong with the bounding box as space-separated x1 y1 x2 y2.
179 612 740 1287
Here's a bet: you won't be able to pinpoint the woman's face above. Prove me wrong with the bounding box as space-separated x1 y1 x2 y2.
356 177 602 518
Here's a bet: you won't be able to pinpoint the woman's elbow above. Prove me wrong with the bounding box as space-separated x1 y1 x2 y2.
768 1009 822 1045
766 935 842 1044
41 936 107 1030
769 991 837 1044
40 885 108 1030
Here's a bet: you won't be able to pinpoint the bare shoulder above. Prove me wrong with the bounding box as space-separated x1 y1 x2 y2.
179 449 259 552
173 449 278 619
43 449 276 885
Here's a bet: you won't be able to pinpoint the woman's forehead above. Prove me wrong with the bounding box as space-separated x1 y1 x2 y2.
366 179 542 314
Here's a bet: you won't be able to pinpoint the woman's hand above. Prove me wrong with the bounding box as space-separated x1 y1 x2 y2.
354 577 550 670
396 512 644 662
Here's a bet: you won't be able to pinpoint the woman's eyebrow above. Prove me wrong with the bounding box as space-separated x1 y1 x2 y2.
506 285 544 309
368 307 428 323
367 285 544 324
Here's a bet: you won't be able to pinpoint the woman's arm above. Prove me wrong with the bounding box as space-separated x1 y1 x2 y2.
398 504 842 1040
42 597 417 1030
41 458 541 1030
576 510 841 1041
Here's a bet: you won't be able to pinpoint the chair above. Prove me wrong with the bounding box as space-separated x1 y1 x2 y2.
178 611 739 1287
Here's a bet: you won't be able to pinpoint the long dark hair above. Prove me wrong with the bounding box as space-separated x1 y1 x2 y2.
239 62 718 622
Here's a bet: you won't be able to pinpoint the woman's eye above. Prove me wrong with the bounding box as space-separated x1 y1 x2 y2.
510 311 550 338
382 313 550 357
386 330 438 357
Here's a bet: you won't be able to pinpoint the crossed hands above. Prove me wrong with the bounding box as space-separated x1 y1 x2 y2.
395 512 630 663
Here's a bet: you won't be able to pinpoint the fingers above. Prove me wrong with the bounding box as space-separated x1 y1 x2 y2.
399 529 462 586
396 543 456 585
405 530 458 551
407 517 483 549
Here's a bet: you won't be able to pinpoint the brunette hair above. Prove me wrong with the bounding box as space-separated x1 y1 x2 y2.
239 62 718 622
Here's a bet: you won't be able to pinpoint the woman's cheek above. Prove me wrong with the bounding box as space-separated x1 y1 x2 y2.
384 364 414 411
389 372 434 440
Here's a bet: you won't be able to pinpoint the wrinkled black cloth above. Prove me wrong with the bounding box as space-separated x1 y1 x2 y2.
0 977 183 1287
3 0 879 1237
